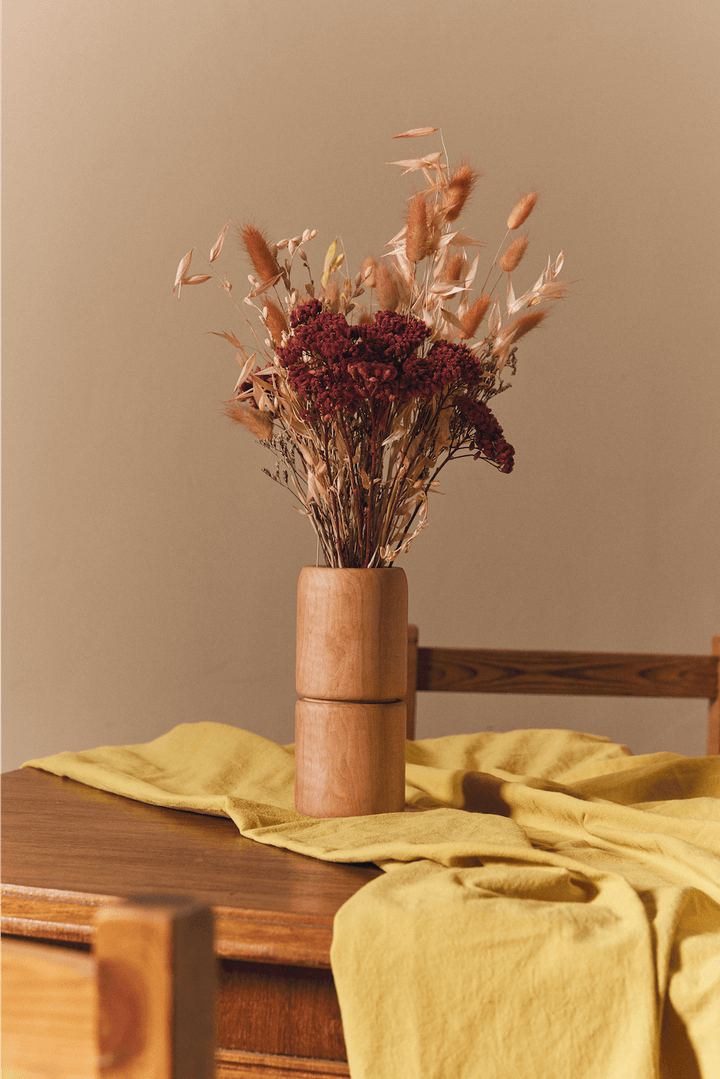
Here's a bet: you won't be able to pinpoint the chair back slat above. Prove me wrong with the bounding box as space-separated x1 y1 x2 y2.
406 627 719 753
416 646 718 699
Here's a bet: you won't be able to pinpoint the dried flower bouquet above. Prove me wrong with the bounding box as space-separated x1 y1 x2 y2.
173 127 569 568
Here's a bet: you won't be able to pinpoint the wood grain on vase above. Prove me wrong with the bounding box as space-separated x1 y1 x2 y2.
295 567 408 817
296 567 408 701
295 699 406 817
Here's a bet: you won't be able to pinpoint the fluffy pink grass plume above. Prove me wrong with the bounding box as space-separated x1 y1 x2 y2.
443 165 478 223
224 403 273 440
500 235 530 272
362 256 378 288
264 298 288 344
240 224 280 283
458 294 491 340
442 252 465 282
375 263 400 311
503 307 548 344
406 194 432 263
507 192 538 230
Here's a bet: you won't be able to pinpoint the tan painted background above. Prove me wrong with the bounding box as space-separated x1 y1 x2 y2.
3 0 719 770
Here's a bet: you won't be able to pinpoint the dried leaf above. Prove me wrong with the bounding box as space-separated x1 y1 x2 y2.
440 307 467 332
210 330 245 348
246 274 283 298
506 275 516 313
181 274 212 285
392 126 439 139
321 238 338 288
385 151 444 175
445 232 484 248
209 219 230 263
488 297 502 336
173 249 193 295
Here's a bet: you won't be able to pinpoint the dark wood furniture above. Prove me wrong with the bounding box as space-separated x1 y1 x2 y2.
405 628 720 753
1 767 379 1078
4 632 718 1077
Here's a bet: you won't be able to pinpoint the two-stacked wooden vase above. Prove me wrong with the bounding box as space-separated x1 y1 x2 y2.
295 567 408 817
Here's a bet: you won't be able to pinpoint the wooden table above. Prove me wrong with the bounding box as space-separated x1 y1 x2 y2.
1 767 383 1078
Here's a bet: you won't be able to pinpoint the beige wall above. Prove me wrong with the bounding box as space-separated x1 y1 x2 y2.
3 0 719 770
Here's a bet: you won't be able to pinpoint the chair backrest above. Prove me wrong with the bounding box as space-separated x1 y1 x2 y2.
405 627 720 754
1 895 216 1079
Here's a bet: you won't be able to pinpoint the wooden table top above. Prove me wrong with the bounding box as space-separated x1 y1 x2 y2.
1 768 381 967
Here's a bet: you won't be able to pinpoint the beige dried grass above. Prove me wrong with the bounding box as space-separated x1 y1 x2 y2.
507 192 538 230
442 252 465 282
500 235 530 272
502 307 548 344
443 165 478 223
405 194 431 263
375 263 400 311
362 256 378 288
224 403 274 440
240 224 280 283
175 126 568 568
458 294 491 340
263 298 288 344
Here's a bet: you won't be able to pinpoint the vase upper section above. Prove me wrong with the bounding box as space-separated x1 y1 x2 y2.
296 567 408 702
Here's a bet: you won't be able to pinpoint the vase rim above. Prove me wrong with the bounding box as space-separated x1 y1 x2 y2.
300 565 403 572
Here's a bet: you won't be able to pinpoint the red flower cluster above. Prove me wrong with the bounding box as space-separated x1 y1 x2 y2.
453 396 515 473
278 306 486 417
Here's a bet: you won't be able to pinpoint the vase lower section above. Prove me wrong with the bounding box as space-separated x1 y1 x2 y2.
295 699 406 818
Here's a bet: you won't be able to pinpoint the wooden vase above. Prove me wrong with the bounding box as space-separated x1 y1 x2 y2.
295 567 408 817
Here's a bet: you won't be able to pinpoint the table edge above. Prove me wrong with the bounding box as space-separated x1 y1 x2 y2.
1 883 334 967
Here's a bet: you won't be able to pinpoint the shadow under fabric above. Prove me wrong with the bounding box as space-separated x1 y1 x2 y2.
24 722 720 1079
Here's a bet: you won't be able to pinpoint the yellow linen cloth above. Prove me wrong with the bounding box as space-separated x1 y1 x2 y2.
24 722 720 1079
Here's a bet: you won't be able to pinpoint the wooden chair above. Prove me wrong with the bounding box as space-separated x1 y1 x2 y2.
405 627 720 754
1 895 216 1079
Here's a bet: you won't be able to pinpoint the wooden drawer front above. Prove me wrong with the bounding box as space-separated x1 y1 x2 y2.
218 959 347 1062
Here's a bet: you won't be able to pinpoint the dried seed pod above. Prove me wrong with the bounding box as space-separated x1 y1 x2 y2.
443 165 478 223
507 192 538 230
240 224 281 283
442 252 465 282
406 193 431 263
323 279 341 313
458 294 491 339
500 307 548 346
224 403 274 440
362 256 378 289
375 263 400 311
500 235 530 272
263 298 288 345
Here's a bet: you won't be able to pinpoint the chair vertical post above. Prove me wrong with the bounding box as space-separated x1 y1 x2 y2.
708 636 720 756
95 896 215 1079
406 624 419 740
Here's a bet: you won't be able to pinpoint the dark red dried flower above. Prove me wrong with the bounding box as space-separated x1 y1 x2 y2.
453 395 515 473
